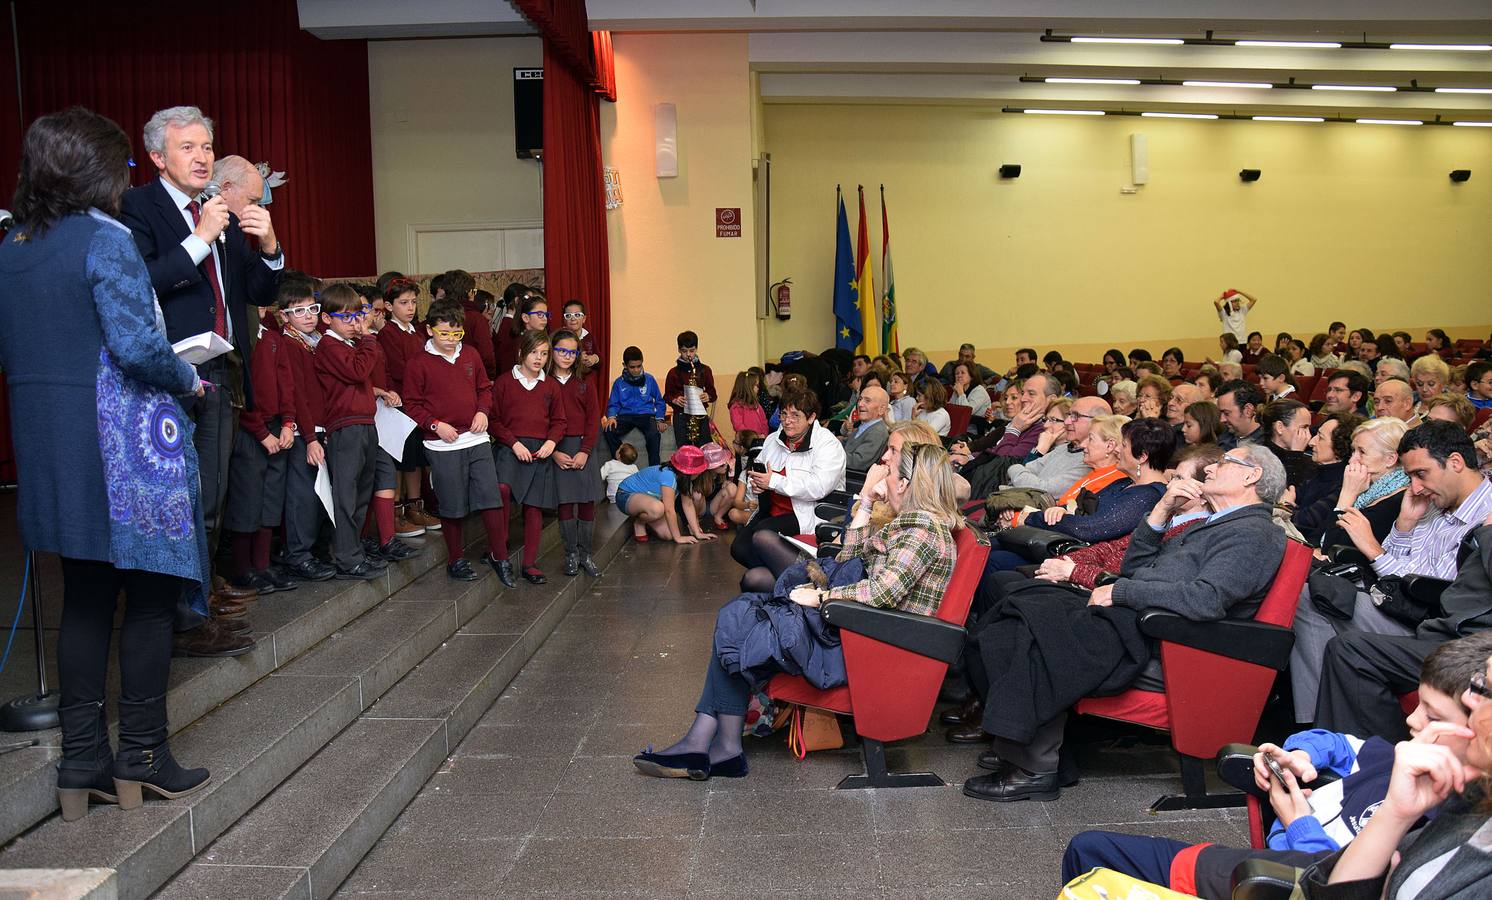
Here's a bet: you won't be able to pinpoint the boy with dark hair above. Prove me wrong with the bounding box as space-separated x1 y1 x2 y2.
664 330 717 449
1467 361 1492 410
441 268 497 380
403 302 515 585
276 278 335 581
428 272 448 303
604 346 667 467
1256 353 1296 399
315 284 386 579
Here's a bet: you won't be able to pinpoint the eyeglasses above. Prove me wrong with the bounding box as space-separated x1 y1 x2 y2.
562 312 585 320
553 347 578 357
432 328 465 340
1043 416 1066 426
327 306 371 321
1064 411 1097 422
526 311 550 320
285 303 320 317
1219 453 1260 470
1471 671 1492 702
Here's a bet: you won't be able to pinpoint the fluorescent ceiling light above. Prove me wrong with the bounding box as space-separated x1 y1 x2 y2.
1182 80 1273 89
1022 109 1106 116
1252 116 1325 122
1141 112 1219 119
1452 121 1492 127
1044 77 1142 85
1070 37 1183 45
1311 84 1396 92
1389 43 1492 51
1436 87 1492 94
1235 40 1343 49
1355 118 1422 125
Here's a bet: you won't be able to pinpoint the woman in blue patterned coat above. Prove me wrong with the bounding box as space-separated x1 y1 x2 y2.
0 107 212 821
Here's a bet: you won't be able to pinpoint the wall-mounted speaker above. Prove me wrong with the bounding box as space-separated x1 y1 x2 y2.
655 103 678 178
1450 169 1471 183
998 164 1022 178
1239 169 1262 183
513 68 543 160
1129 134 1149 185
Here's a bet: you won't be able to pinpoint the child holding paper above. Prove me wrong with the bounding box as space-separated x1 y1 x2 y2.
277 278 335 582
376 277 439 533
403 303 516 586
362 321 419 563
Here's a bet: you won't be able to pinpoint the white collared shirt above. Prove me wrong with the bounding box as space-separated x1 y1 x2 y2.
512 365 545 391
425 338 462 365
325 329 356 347
554 372 572 386
392 318 417 335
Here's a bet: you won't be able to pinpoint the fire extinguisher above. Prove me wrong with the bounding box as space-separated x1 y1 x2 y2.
769 278 792 320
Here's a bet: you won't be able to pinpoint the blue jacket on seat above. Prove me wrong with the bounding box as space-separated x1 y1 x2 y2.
713 558 865 690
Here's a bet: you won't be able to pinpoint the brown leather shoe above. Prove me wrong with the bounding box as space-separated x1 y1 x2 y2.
218 617 252 634
406 502 440 529
209 595 250 619
944 723 992 744
173 620 255 657
212 574 258 600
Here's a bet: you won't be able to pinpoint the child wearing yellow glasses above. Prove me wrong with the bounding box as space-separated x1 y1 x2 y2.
403 302 515 586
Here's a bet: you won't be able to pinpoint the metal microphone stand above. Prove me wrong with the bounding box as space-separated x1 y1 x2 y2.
1 550 60 741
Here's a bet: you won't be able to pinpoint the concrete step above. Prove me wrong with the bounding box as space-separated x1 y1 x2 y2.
157 508 629 899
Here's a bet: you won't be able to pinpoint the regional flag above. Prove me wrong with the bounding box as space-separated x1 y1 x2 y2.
855 186 877 357
880 186 899 355
832 190 859 351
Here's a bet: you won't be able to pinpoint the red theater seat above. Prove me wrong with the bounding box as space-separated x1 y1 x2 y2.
1074 541 1314 811
944 404 973 438
767 524 991 788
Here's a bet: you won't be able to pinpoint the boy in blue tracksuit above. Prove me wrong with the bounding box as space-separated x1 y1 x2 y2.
603 345 667 467
1059 632 1491 900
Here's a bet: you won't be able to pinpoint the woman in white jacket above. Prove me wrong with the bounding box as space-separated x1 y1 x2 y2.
729 388 846 588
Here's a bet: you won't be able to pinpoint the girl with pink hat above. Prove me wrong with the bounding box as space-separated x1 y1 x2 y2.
614 445 720 544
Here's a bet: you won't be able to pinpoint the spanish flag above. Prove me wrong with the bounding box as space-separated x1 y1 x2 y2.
854 186 877 357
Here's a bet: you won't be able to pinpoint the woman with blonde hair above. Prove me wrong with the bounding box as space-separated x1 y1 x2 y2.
1317 417 1409 556
1411 354 1451 417
633 443 962 781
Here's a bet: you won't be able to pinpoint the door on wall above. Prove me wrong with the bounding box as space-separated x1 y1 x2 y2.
410 221 544 274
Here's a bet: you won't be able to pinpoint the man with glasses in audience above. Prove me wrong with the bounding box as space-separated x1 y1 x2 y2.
1297 421 1492 730
962 443 1286 802
1323 370 1372 417
1003 396 1112 495
121 106 284 656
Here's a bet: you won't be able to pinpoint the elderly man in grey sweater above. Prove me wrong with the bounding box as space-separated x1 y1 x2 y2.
963 443 1289 803
1004 395 1111 495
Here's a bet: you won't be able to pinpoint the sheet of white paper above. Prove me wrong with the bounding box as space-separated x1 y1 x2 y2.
374 398 418 462
314 461 335 521
171 331 233 366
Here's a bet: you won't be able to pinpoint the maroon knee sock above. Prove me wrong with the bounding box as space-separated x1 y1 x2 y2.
558 503 576 521
440 519 464 564
252 527 273 571
578 501 595 522
230 532 254 578
373 496 396 545
481 508 509 559
522 506 543 569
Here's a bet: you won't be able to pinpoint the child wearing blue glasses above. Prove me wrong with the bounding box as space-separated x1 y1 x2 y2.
548 329 604 577
314 283 387 580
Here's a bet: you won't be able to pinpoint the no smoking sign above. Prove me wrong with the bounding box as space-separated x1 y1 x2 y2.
715 207 741 238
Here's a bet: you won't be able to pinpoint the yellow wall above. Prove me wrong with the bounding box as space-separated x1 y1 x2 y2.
763 103 1492 367
368 36 543 273
601 34 759 409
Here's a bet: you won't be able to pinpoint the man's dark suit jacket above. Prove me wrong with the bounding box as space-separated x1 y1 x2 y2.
119 177 281 404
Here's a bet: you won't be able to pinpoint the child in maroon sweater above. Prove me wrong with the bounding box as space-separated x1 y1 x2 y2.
492 328 567 583
315 284 386 579
224 300 299 594
378 277 438 531
495 295 551 370
663 330 717 449
278 281 335 582
403 303 516 586
548 329 604 577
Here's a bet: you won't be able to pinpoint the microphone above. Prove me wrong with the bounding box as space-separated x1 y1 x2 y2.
202 181 225 245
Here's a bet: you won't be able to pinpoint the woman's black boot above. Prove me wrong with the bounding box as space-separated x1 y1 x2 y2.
112 694 209 809
56 700 117 821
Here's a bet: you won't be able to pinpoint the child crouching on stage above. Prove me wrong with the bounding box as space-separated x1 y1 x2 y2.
402 302 516 585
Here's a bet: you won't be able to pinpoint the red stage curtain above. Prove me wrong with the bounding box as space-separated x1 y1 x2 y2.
1 0 374 277
515 0 614 390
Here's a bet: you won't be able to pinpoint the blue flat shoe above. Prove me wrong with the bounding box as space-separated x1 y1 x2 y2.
709 753 748 778
632 746 710 781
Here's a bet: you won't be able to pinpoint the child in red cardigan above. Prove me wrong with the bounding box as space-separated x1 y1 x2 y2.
403 302 516 586
278 281 335 582
376 277 439 533
491 328 567 583
548 329 603 577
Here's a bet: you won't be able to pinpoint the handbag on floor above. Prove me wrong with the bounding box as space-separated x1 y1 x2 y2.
786 704 844 758
1060 868 1196 900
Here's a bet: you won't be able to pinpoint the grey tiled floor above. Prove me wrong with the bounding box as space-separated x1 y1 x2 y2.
338 537 1251 899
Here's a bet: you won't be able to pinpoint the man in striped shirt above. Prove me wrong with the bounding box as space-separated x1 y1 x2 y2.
1292 421 1492 721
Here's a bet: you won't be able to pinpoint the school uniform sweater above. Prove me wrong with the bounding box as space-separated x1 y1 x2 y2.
553 373 599 454
663 359 717 408
315 332 379 433
491 369 567 446
240 327 296 440
403 344 492 435
377 320 427 394
280 329 324 444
